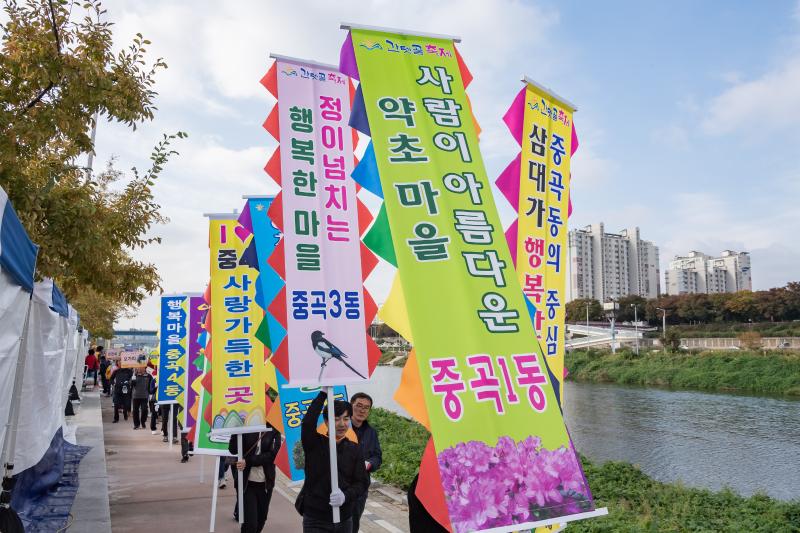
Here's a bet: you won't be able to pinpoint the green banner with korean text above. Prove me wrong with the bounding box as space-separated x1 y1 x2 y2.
350 28 595 532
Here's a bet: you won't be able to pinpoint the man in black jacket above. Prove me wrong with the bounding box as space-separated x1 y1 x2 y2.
229 426 282 533
300 391 368 533
110 366 133 422
130 369 152 430
349 392 382 533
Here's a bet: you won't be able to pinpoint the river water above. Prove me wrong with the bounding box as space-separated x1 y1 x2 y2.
354 366 800 501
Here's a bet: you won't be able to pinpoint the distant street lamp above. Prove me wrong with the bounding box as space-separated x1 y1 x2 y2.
656 307 667 341
631 304 639 355
603 299 619 354
585 302 590 338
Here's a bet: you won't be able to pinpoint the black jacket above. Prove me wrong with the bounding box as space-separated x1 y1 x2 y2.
228 427 282 491
353 419 382 485
301 391 368 522
130 373 152 400
111 367 133 404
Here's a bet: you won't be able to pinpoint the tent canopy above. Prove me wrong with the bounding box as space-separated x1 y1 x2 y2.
0 186 39 292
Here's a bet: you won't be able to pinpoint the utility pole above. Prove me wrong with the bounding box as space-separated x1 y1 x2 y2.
656 307 666 346
585 302 590 339
603 300 619 354
631 304 639 355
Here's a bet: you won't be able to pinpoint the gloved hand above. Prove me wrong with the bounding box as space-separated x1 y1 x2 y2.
329 488 345 507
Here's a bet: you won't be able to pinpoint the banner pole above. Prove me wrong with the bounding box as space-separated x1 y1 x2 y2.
237 434 244 525
168 404 174 450
326 386 340 523
209 455 220 532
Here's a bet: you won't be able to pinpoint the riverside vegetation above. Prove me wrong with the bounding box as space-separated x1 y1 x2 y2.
368 408 800 532
566 349 800 397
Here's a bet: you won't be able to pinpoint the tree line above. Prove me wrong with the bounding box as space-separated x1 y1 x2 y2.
565 282 800 326
1 1 184 336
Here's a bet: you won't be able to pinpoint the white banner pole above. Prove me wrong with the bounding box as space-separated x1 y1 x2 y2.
209 455 220 532
168 404 174 450
326 386 340 523
237 434 244 525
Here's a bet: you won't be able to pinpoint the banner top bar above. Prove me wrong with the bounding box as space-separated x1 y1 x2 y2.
242 194 277 200
203 212 238 220
269 54 339 72
522 76 578 112
340 22 461 43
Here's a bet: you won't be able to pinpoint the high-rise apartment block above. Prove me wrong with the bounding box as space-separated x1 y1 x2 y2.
664 250 751 295
567 223 660 302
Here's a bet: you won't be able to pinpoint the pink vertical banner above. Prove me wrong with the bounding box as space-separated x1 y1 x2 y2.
274 56 368 386
183 293 206 431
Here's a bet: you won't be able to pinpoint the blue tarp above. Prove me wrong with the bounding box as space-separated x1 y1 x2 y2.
11 427 90 532
0 187 39 292
49 283 68 318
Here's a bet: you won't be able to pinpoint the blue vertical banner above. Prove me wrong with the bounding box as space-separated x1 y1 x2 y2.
276 370 348 481
157 294 189 405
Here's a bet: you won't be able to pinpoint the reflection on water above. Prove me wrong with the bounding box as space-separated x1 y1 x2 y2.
362 366 800 501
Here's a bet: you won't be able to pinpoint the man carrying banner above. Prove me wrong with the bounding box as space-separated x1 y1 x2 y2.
228 425 282 533
299 391 367 533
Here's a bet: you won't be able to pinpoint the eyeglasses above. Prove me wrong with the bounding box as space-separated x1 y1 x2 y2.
353 403 371 411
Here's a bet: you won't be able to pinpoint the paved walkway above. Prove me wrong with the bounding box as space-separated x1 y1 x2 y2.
70 390 411 532
68 389 112 532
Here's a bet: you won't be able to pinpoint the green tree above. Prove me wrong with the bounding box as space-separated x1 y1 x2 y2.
676 293 711 323
724 291 758 322
663 328 681 352
0 0 184 334
565 298 602 323
616 294 646 322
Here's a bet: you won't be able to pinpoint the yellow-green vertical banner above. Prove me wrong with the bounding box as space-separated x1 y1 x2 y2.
345 26 600 532
208 215 267 432
518 81 574 402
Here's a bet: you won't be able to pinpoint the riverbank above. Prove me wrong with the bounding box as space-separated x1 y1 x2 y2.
566 349 800 397
368 408 800 532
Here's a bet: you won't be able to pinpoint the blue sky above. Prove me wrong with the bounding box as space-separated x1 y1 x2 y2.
87 0 800 329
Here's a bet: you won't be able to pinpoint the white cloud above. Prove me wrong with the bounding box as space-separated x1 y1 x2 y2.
702 57 800 135
658 192 800 290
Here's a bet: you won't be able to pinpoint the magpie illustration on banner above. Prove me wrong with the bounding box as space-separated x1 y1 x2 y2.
311 330 366 381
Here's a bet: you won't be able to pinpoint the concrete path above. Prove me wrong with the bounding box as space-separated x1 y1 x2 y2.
69 389 112 533
68 388 410 532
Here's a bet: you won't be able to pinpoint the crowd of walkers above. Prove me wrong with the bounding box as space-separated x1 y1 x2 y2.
85 348 459 532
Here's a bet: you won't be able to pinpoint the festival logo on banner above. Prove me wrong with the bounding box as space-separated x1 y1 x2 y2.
343 26 603 532
157 294 188 405
208 215 267 432
183 293 206 430
272 55 368 387
497 79 576 404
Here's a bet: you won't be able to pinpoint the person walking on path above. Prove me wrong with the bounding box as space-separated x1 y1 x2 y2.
84 348 98 388
299 391 368 533
99 355 111 396
110 365 133 423
147 372 159 434
229 426 282 533
349 392 382 533
130 368 152 430
161 404 180 444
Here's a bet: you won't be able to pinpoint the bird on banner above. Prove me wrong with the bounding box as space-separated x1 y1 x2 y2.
311 331 366 381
